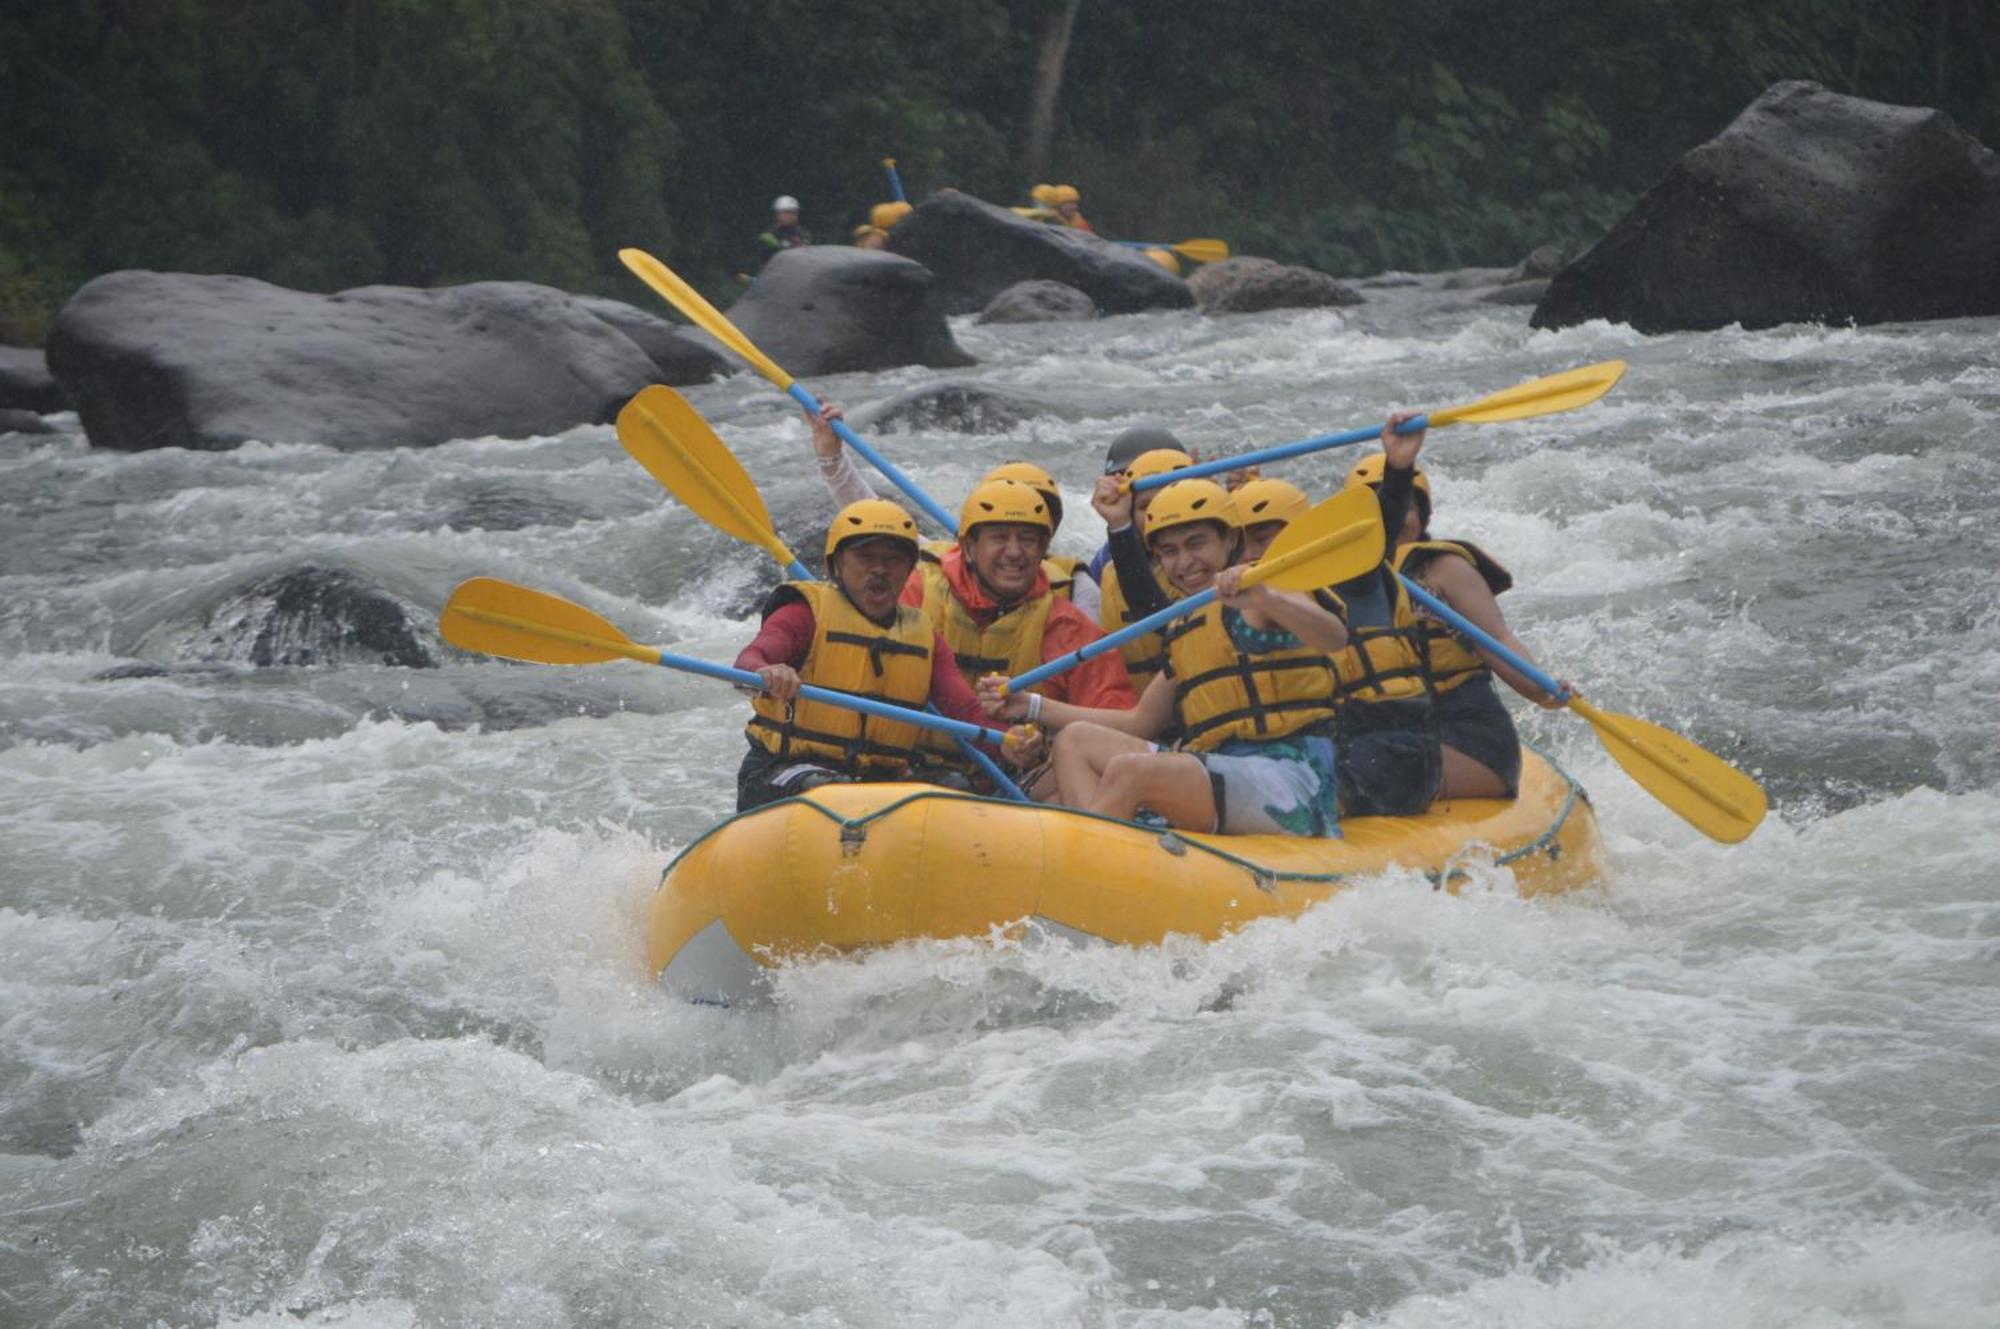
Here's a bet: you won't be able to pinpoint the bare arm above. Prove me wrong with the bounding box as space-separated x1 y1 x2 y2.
1215 570 1349 652
1424 555 1564 707
980 669 1177 738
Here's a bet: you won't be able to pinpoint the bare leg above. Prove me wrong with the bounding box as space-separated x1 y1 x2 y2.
1050 722 1153 806
1088 751 1218 831
1439 745 1512 799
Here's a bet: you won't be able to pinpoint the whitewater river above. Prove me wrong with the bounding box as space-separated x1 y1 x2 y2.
3 277 1996 1327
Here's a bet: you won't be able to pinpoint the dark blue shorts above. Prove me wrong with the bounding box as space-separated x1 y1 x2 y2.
1434 674 1522 796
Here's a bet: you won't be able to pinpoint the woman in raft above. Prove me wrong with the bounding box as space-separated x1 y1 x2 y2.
978 478 1351 837
1345 427 1569 799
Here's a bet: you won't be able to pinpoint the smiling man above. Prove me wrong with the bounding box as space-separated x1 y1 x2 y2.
733 499 1017 811
979 479 1351 836
903 478 1136 789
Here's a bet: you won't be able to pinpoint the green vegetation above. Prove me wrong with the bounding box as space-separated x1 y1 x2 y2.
3 0 1995 341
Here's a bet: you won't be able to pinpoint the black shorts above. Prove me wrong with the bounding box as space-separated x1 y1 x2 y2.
1335 700 1442 817
1434 675 1522 796
735 742 857 812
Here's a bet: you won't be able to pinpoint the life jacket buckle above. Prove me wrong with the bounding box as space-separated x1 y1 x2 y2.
839 822 868 856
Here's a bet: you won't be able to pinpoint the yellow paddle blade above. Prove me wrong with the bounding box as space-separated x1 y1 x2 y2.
618 247 795 389
1169 238 1230 264
1569 698 1769 844
440 578 656 668
1428 359 1627 428
1241 487 1385 592
615 386 798 565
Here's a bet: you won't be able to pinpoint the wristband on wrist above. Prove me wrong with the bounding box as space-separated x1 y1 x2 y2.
1026 692 1043 723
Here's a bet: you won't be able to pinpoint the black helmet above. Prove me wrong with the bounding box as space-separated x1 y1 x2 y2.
1103 426 1186 475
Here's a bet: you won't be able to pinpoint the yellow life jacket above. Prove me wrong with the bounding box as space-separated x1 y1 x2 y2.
1098 559 1177 691
746 582 934 772
1042 552 1084 601
1161 601 1339 753
1326 570 1434 706
921 541 1079 602
1393 539 1513 694
915 569 1056 763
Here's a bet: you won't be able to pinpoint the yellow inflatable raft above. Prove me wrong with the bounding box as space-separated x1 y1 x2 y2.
646 746 1603 1002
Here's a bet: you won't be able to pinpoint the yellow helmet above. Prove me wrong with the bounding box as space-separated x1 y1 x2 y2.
1142 247 1182 277
824 499 920 566
959 479 1054 536
1123 447 1194 484
871 201 913 231
1049 184 1081 205
980 461 1064 528
1344 452 1431 502
1234 477 1310 527
1144 479 1239 542
1030 183 1059 206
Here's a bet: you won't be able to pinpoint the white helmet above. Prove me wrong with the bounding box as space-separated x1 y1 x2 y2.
772 195 801 213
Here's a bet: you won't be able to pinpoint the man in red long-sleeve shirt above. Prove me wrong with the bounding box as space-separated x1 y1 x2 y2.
732 498 1023 812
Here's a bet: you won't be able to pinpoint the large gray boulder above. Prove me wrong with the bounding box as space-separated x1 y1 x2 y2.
723 246 973 376
46 272 668 451
887 193 1194 315
0 346 65 413
977 279 1098 324
574 296 728 384
1187 257 1362 314
137 562 438 668
1533 82 2000 332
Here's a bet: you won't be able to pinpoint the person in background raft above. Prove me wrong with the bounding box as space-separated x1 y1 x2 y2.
732 499 1028 811
979 480 1348 836
853 201 912 250
752 195 811 273
1048 184 1093 233
796 405 1103 619
1345 435 1569 800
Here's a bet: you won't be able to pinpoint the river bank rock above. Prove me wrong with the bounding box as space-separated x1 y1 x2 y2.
977 280 1098 324
0 407 58 435
1187 257 1362 314
1533 82 2000 332
723 246 972 376
574 296 728 384
865 381 1049 435
887 193 1193 316
46 272 667 451
161 563 437 668
1481 279 1552 306
0 347 65 413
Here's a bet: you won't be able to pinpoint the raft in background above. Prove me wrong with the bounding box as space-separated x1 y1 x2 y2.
646 746 1604 1004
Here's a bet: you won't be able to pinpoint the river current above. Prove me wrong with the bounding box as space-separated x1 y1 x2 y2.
2 277 1996 1327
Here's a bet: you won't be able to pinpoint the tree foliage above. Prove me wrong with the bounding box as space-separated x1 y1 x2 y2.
2 0 1994 340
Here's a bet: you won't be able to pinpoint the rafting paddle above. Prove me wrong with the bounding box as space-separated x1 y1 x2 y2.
619 247 959 534
1396 576 1767 844
1128 360 1628 492
440 578 1014 749
882 157 907 203
614 385 1029 801
1112 238 1230 264
1006 487 1386 693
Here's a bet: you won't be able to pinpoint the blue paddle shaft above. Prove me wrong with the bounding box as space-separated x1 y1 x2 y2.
885 162 907 203
1008 585 1219 692
1129 414 1432 492
784 383 959 534
1397 575 1568 701
656 649 1010 745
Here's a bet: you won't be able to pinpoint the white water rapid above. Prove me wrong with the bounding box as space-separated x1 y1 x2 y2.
3 278 1997 1327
